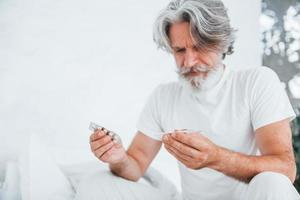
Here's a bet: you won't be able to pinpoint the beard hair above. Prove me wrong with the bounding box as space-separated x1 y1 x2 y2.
177 62 225 93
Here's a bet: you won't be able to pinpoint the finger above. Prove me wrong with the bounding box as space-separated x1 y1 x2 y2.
113 142 123 149
174 129 188 133
162 134 170 143
171 132 207 151
164 144 193 161
100 146 118 161
166 145 192 168
94 141 114 158
165 144 203 169
164 135 200 158
101 143 124 161
166 143 208 164
90 135 113 151
89 129 106 142
101 147 114 161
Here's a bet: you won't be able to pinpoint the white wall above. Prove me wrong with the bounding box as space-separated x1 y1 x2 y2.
0 0 261 190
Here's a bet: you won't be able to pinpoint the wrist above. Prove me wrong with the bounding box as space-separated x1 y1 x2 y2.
111 153 129 167
209 146 225 171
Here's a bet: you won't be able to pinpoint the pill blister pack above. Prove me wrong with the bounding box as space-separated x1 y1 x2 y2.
89 122 122 144
179 129 200 134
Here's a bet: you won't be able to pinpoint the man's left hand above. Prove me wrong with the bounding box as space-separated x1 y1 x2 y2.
162 131 220 170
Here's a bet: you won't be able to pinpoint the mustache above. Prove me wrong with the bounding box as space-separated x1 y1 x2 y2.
176 65 211 76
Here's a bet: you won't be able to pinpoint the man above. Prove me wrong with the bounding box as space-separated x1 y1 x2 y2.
89 0 300 199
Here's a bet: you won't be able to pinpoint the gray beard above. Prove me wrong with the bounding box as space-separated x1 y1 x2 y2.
178 63 225 93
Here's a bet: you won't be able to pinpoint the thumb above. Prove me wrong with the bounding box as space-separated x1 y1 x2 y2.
114 142 123 149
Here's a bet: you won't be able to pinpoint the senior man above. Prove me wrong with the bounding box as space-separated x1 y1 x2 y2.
88 0 300 199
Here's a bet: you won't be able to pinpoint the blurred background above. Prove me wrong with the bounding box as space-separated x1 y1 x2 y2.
261 0 300 191
0 0 299 199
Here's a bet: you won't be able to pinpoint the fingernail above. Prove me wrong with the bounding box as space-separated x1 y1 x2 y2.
113 139 118 144
164 135 169 141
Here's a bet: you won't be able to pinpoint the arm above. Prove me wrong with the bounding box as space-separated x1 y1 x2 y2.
163 119 296 183
109 131 162 181
211 119 296 182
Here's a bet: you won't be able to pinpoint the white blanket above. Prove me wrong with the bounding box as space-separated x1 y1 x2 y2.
28 134 180 200
0 161 21 200
73 165 180 200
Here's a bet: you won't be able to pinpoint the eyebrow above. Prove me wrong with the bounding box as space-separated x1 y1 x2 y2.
172 45 198 50
172 46 185 50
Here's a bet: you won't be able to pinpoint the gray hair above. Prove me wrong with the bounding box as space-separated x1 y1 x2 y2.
153 0 237 58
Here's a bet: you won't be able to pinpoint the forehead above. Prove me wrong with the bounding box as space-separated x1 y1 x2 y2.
169 22 195 48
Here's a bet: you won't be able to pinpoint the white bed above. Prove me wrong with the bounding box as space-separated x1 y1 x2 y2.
27 134 180 200
0 161 22 200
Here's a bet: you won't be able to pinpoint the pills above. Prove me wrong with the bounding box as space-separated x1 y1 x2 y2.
89 122 122 144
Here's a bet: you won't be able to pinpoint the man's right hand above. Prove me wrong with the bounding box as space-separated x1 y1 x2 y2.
90 129 127 164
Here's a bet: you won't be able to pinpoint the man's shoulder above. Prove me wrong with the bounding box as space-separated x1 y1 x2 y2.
231 66 278 84
229 66 281 98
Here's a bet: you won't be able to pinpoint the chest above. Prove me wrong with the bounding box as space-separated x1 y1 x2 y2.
160 88 255 151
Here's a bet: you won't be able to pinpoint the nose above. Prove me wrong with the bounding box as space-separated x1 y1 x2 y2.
183 49 198 68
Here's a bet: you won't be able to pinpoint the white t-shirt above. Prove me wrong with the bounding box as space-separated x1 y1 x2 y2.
136 66 296 200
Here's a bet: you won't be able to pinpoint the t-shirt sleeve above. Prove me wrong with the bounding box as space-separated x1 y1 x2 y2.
136 85 164 141
250 67 296 131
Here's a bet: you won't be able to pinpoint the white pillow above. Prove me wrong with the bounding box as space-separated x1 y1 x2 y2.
60 160 155 191
59 160 107 190
74 166 180 200
0 161 21 200
28 134 74 200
